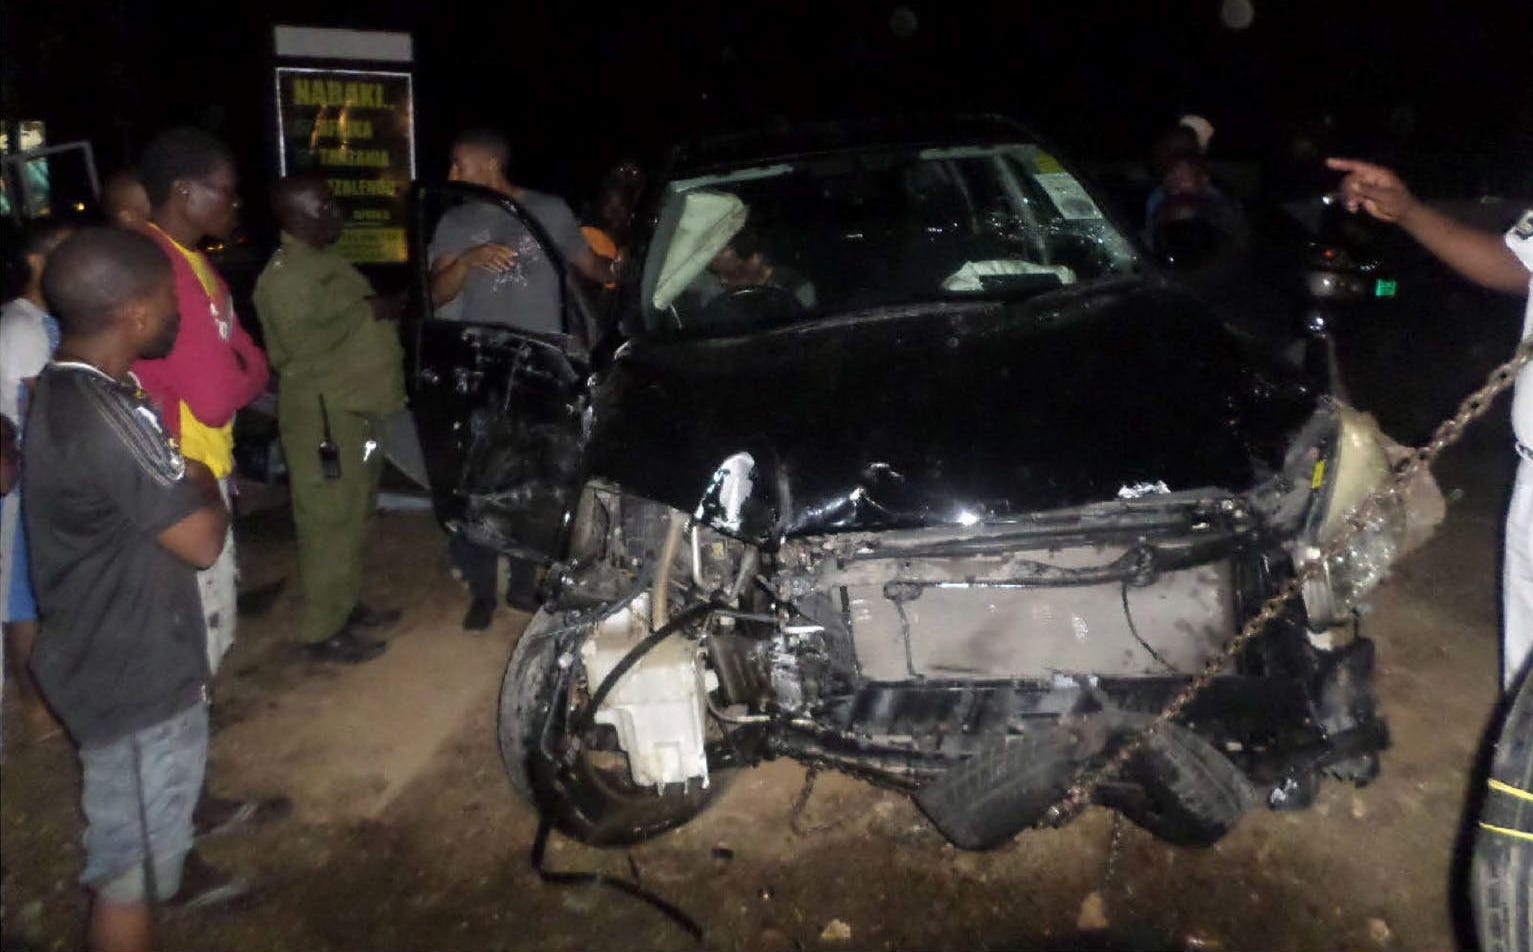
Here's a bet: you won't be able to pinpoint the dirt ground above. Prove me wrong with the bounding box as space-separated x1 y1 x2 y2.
0 287 1525 951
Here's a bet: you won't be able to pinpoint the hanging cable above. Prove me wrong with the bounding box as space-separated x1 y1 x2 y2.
1121 578 1178 672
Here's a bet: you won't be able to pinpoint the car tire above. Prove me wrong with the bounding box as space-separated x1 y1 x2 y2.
497 609 721 846
1471 672 1533 952
914 724 1085 851
1115 721 1258 847
497 609 561 805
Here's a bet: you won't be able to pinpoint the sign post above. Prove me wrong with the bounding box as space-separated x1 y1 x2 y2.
272 27 416 265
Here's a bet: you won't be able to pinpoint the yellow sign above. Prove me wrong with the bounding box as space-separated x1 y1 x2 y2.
276 67 415 264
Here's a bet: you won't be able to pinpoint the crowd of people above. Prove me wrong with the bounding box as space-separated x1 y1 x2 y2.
0 123 641 952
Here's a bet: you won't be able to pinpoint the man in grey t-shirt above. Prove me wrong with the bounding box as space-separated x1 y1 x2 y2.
428 129 618 631
428 129 615 333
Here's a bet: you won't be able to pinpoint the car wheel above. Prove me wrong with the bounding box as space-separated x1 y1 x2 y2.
914 723 1086 850
497 609 722 846
1472 672 1533 952
1115 721 1258 847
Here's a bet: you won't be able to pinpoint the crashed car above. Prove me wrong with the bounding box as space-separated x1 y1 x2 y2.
406 116 1438 850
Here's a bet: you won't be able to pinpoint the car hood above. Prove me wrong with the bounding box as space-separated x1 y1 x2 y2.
585 278 1317 541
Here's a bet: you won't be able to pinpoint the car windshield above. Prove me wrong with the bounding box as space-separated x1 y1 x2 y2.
642 143 1140 338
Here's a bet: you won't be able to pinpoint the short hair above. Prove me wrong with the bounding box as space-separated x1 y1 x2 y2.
102 168 149 216
453 128 512 171
270 172 328 230
139 127 234 207
42 228 172 338
21 216 75 258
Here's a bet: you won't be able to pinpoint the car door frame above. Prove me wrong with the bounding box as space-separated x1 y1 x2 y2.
405 181 601 565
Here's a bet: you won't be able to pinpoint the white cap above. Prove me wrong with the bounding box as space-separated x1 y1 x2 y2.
1178 115 1215 153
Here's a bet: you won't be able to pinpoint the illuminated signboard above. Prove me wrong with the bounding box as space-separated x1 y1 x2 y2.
274 66 416 263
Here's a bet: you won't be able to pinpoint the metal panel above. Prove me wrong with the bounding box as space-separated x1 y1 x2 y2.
273 26 414 63
846 547 1235 680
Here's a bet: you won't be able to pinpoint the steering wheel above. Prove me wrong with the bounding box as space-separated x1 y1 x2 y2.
697 283 806 334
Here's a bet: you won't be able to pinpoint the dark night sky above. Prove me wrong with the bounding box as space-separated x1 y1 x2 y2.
4 0 1531 204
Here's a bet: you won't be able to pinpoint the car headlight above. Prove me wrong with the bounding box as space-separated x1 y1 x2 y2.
1297 406 1406 628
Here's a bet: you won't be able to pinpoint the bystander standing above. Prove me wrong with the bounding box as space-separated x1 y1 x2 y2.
428 128 611 630
133 128 270 674
253 174 405 664
24 227 240 951
1329 157 1532 687
0 218 73 742
1328 156 1533 952
132 127 289 841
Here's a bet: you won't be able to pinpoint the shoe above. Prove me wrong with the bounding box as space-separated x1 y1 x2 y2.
164 850 254 910
195 793 293 839
347 602 403 629
303 629 388 664
462 597 495 632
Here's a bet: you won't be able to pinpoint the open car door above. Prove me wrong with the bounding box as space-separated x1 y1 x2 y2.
406 183 596 564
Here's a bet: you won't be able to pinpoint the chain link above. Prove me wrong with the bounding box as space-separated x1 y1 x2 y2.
789 753 927 835
1103 811 1126 898
1038 335 1533 828
789 763 829 836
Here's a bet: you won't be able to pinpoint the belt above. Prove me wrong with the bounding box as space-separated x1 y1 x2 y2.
1518 442 1533 462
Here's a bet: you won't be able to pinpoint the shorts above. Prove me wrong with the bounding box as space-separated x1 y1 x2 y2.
198 478 237 674
0 489 37 623
79 704 208 902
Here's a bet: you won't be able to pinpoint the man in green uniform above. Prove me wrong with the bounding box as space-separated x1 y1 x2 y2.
254 174 404 664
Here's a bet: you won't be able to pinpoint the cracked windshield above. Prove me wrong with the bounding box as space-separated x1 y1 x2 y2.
646 144 1139 337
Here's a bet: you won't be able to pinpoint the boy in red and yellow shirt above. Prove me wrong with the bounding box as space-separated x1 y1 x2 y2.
134 128 269 675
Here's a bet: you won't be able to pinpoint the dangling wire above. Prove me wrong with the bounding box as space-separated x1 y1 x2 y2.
530 818 703 942
1120 579 1177 673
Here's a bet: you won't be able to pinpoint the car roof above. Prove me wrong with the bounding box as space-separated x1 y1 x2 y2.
667 113 1041 177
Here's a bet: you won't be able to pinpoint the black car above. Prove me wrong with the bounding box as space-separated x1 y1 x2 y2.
405 116 1437 850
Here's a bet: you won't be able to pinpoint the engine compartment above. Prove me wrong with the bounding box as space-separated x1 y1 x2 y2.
551 484 1307 789
776 505 1254 682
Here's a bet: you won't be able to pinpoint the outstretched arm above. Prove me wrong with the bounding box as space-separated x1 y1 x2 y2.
1327 158 1530 294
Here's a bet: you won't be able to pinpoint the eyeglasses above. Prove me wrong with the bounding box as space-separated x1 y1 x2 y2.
194 179 240 205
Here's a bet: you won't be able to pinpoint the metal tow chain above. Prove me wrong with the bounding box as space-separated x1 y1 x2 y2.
790 763 831 836
1040 335 1533 828
790 753 928 835
1102 812 1130 909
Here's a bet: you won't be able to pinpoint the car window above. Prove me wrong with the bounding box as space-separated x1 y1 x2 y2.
643 144 1139 339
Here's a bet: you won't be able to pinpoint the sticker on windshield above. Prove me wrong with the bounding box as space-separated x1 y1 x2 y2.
1034 173 1103 220
1032 151 1066 174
